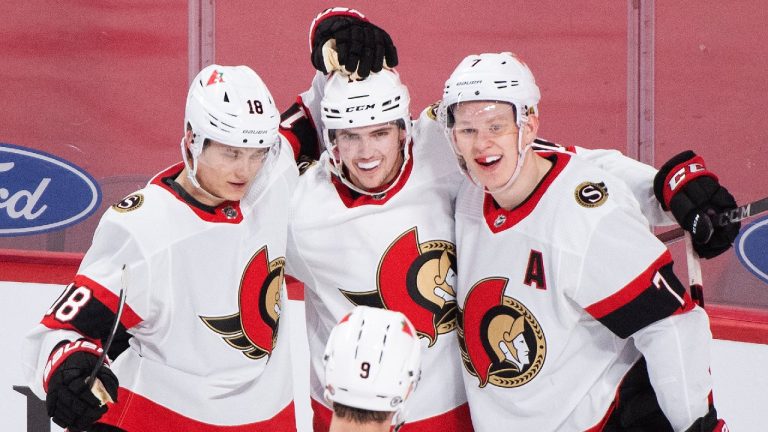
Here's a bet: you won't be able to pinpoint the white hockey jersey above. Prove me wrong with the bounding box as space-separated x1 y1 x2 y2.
287 107 473 431
454 152 713 431
23 141 299 430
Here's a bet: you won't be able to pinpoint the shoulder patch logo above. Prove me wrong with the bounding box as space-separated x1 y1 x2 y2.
426 101 441 121
112 194 143 213
574 181 608 208
296 155 317 176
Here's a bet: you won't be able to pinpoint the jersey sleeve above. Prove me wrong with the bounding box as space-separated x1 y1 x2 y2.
22 216 146 398
279 71 326 161
571 146 674 226
631 308 714 431
573 206 696 338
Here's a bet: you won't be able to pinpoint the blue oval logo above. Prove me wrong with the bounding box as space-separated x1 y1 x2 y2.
735 215 768 285
0 143 101 236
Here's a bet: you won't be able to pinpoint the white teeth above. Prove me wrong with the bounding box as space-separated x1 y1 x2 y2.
480 155 501 164
357 160 381 170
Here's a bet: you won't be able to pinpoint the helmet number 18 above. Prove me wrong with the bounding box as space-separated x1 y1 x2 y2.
247 100 264 114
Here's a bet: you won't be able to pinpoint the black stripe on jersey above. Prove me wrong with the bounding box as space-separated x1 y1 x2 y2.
531 138 564 151
280 102 320 160
595 262 691 339
45 285 132 360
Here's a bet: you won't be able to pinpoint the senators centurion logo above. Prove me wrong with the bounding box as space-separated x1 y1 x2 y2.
200 246 284 360
458 277 546 388
340 227 457 346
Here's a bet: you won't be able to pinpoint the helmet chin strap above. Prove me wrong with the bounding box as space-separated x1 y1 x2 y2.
485 126 531 195
180 136 226 204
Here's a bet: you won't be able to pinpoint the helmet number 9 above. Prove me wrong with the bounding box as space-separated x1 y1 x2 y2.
247 100 264 115
360 361 371 379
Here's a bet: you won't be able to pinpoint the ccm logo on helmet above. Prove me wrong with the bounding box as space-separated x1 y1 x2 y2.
346 104 376 112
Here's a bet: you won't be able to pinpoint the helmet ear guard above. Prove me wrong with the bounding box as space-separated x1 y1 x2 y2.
323 306 422 427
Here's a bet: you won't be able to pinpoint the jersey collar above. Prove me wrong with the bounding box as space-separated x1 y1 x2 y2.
151 162 244 224
483 152 569 233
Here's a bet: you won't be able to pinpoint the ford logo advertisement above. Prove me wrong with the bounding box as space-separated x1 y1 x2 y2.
1 143 101 236
735 215 768 285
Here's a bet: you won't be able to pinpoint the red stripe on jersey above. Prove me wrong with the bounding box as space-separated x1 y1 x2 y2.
311 398 474 432
285 274 304 301
484 152 569 233
295 95 319 131
586 250 674 319
100 387 295 430
661 154 717 206
280 96 319 160
281 126 303 158
311 399 332 432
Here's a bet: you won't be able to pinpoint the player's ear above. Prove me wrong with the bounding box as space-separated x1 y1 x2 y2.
522 114 539 145
184 129 194 149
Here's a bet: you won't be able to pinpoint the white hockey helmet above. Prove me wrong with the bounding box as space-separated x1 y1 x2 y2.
323 306 422 417
438 52 541 192
183 64 280 189
439 52 540 129
320 70 413 196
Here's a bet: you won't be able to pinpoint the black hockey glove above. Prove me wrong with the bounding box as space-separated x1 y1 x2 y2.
311 13 398 79
45 341 119 431
684 405 728 432
654 150 740 259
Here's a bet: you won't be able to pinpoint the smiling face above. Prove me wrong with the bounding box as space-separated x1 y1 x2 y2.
450 102 526 191
332 121 405 192
189 139 269 205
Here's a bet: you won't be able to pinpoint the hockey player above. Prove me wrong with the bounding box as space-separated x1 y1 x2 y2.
440 52 728 431
286 67 473 431
323 306 422 432
22 64 299 431
281 8 739 432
